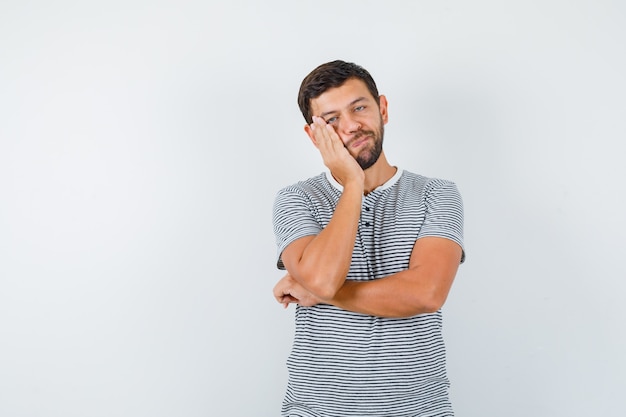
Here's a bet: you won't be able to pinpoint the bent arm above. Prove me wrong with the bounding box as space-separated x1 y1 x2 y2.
280 182 363 300
328 237 463 318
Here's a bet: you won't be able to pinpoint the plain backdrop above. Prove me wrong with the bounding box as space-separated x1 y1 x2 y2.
1 1 625 416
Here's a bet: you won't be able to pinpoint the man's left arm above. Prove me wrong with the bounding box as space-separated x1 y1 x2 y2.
327 236 462 318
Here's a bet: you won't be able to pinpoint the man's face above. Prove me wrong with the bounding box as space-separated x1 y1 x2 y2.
308 78 388 170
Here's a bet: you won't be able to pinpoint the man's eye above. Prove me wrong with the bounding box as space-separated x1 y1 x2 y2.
354 106 365 112
325 117 338 124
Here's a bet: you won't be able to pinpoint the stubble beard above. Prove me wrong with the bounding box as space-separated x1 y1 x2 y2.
349 119 385 171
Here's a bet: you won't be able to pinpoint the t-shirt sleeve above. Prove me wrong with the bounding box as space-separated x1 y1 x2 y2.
418 179 466 263
272 186 322 270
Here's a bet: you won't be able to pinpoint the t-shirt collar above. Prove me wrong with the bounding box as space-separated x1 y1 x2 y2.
325 168 403 193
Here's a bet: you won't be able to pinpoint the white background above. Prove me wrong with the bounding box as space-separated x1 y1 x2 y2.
1 1 625 416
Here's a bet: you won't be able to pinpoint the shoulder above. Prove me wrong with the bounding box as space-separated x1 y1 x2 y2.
276 172 326 195
398 170 461 196
274 172 339 204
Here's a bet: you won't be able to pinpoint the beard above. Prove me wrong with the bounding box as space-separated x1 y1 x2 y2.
347 118 384 170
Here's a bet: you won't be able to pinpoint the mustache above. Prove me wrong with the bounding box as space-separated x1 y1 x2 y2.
345 130 375 147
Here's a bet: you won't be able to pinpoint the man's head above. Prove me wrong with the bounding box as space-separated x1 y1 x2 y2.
298 60 380 125
298 60 388 171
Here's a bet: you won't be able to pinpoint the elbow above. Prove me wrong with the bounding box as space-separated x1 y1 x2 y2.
311 282 341 302
417 289 448 314
308 274 343 301
420 300 444 314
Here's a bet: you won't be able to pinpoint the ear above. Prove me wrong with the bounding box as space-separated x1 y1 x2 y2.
304 123 318 146
379 95 389 125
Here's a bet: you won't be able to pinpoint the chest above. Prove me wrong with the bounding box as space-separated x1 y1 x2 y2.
313 188 428 280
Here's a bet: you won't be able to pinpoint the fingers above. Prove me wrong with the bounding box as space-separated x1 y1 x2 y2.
273 272 320 309
310 116 341 152
280 295 298 306
274 288 293 304
273 273 299 308
310 116 351 169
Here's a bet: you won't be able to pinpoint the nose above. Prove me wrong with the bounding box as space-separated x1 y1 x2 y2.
339 114 361 135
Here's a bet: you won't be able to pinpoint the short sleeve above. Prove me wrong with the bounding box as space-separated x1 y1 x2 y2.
272 186 323 270
418 179 465 263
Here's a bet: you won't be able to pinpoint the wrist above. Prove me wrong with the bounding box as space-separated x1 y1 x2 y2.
342 178 365 193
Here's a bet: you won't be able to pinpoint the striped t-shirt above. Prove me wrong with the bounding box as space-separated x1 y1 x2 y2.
273 168 465 417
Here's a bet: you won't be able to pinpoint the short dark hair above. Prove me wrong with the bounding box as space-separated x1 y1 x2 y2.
297 60 380 124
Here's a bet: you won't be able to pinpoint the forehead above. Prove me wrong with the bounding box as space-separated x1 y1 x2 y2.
310 78 374 115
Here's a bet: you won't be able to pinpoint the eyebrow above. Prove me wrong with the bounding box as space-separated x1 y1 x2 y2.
319 97 367 119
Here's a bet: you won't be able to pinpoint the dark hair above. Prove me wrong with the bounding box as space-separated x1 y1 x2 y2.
297 60 380 124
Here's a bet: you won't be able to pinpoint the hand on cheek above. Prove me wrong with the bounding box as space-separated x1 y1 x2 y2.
308 116 364 186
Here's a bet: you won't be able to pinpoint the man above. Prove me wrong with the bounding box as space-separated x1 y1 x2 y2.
272 60 465 417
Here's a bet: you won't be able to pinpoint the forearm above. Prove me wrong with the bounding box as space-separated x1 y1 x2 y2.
329 269 450 318
327 237 462 317
287 181 363 300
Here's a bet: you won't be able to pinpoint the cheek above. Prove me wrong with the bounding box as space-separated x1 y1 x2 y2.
337 130 354 146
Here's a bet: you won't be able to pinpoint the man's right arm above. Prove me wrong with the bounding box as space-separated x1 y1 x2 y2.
279 116 364 301
280 180 362 301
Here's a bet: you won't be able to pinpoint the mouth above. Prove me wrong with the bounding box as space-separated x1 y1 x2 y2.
349 134 371 149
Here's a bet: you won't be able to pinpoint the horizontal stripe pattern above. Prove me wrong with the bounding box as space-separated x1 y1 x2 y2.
273 170 464 417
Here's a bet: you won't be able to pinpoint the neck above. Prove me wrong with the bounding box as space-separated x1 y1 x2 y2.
363 152 396 195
